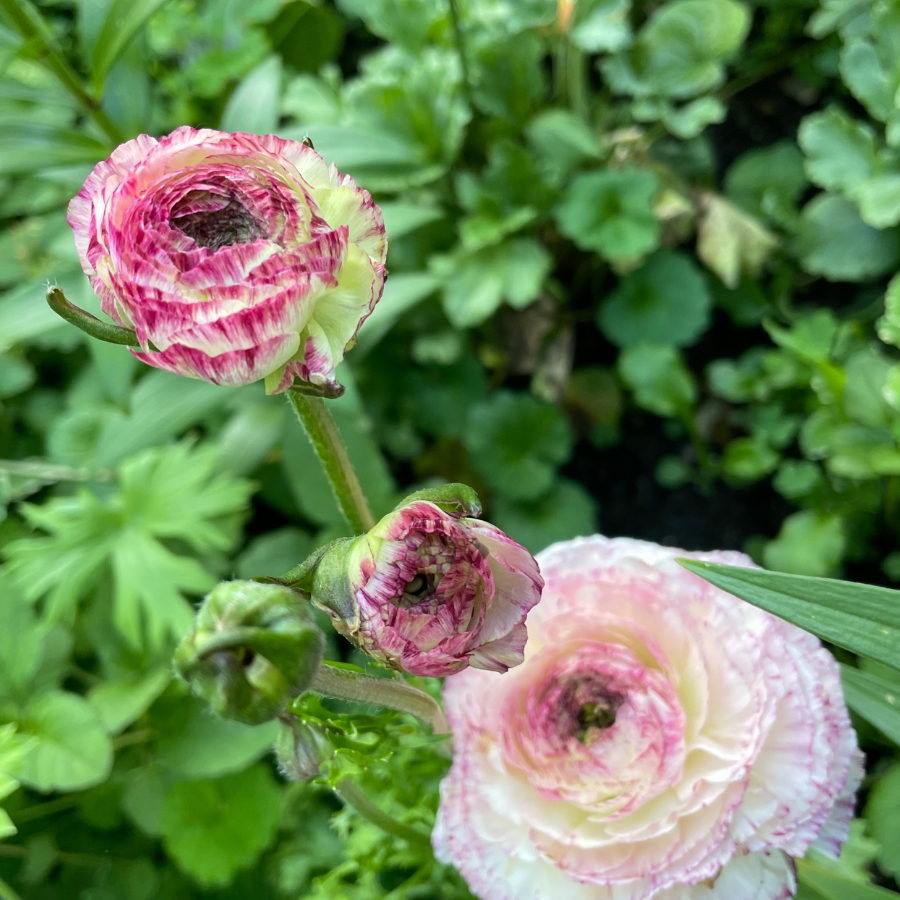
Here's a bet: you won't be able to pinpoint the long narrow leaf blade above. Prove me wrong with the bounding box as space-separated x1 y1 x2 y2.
841 665 900 745
677 560 900 669
90 0 173 89
797 859 899 899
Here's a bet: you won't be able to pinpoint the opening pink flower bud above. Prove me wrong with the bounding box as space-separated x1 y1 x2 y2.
67 127 387 392
310 491 543 678
434 536 863 900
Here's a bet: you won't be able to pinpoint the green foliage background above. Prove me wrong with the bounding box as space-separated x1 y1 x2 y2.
0 0 899 896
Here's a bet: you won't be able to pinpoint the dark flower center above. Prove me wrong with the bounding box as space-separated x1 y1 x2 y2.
554 676 626 744
395 572 441 609
172 197 266 250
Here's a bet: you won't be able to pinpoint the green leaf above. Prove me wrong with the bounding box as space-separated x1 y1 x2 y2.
725 141 807 224
797 858 899 900
598 250 712 347
799 107 878 194
865 762 900 880
492 478 598 554
220 55 282 134
797 194 900 282
12 691 113 792
159 765 283 887
605 0 751 99
525 109 600 183
87 668 171 735
434 238 551 329
355 272 439 355
840 665 900 745
379 202 444 240
571 0 632 53
721 437 780 482
334 0 446 52
618 343 697 417
465 391 573 501
153 694 278 780
764 510 847 577
554 167 660 263
676 558 900 668
877 272 900 349
696 193 777 289
89 0 174 88
0 124 107 176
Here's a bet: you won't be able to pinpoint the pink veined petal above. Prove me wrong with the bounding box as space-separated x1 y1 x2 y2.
311 183 388 263
653 850 796 900
131 332 300 386
149 284 317 356
67 133 159 274
468 623 528 673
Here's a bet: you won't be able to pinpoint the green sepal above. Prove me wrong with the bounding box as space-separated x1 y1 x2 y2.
309 538 360 629
174 580 324 726
394 482 483 518
46 287 145 347
276 539 345 592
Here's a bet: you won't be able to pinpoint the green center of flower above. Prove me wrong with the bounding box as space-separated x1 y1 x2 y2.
577 699 622 735
172 197 266 250
396 572 441 609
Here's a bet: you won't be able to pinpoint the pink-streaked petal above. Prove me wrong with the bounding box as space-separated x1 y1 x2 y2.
468 623 528 673
132 333 299 386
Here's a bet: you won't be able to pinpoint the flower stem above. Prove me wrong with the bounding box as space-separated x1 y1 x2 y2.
310 663 449 735
0 0 125 146
335 779 431 847
286 392 375 535
0 459 114 482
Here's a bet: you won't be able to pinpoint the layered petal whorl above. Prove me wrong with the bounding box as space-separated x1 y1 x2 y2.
433 536 862 900
67 127 387 389
330 501 543 678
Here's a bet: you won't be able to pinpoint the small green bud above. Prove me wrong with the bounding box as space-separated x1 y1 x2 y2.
274 716 332 782
174 580 324 725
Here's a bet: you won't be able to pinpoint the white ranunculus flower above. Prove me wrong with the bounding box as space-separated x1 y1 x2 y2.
433 536 863 900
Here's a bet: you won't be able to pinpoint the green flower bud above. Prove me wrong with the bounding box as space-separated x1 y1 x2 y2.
174 580 324 725
275 716 332 782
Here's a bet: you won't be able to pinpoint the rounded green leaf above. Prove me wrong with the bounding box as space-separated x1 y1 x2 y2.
14 690 113 792
555 167 660 262
599 250 712 347
798 194 900 282
160 764 283 887
466 391 573 501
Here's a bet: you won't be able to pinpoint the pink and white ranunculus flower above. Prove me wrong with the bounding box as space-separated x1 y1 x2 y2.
311 498 543 678
434 536 863 900
67 127 387 391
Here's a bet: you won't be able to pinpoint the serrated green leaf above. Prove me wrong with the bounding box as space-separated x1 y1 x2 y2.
571 0 632 53
799 107 878 194
12 691 113 792
160 765 283 887
725 141 807 224
554 167 660 262
764 511 847 577
599 250 712 347
841 665 900 745
465 391 573 501
677 558 900 667
877 272 900 348
434 238 551 328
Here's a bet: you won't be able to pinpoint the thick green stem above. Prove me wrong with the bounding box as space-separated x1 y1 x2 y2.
286 392 375 535
335 779 431 847
310 663 449 735
0 0 124 145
